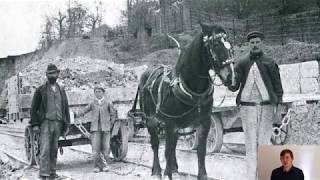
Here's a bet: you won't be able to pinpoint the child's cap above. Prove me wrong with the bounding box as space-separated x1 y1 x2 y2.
93 83 105 93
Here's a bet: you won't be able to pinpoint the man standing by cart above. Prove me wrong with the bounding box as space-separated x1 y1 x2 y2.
30 64 70 180
228 31 283 180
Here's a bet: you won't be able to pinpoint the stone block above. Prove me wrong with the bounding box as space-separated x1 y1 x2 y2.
300 61 319 78
281 77 300 94
279 63 300 79
301 77 320 94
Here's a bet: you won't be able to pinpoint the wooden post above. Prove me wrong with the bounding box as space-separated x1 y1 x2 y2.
246 19 249 34
280 17 284 45
261 16 265 34
233 19 236 45
190 8 192 29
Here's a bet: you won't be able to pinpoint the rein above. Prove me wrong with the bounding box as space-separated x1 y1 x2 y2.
146 67 199 119
141 33 233 119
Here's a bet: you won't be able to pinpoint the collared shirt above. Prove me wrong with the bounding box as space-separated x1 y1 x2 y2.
45 83 63 121
96 97 105 105
96 97 105 131
240 62 270 102
271 166 304 180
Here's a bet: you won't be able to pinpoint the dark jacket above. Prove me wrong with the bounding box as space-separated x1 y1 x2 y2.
228 52 283 105
271 166 304 180
29 82 70 132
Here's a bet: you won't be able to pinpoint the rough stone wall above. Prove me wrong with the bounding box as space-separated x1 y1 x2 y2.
14 51 41 73
0 58 15 93
0 58 15 108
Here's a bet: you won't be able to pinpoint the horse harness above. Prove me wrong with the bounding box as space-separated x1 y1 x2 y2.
142 32 233 119
143 65 214 119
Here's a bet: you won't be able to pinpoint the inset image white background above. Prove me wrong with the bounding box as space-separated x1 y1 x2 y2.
258 145 320 180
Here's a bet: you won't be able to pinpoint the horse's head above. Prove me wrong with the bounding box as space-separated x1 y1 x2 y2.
200 23 234 85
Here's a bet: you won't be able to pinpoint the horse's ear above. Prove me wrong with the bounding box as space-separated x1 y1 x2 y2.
212 25 226 35
200 22 213 36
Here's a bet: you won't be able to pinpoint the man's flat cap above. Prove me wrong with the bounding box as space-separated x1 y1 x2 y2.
46 63 60 74
246 31 265 41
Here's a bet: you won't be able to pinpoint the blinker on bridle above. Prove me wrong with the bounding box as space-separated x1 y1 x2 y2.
203 32 234 69
202 32 235 86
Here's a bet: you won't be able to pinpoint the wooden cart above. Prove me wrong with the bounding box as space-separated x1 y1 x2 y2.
24 88 136 166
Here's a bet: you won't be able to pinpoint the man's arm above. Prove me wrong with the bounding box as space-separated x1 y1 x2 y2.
63 89 71 126
270 169 276 180
29 88 42 127
108 101 117 124
300 169 304 180
75 103 92 118
227 61 242 92
269 61 283 104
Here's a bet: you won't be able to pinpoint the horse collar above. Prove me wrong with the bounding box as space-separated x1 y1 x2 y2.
179 77 214 98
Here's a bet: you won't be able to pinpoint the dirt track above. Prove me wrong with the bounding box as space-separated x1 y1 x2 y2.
0 121 246 180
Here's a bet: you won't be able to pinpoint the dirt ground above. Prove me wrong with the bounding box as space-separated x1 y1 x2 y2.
0 122 246 180
286 102 320 145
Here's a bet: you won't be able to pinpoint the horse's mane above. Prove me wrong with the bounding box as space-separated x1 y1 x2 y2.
175 32 204 77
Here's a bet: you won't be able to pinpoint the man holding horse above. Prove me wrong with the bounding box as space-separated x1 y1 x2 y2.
228 31 283 180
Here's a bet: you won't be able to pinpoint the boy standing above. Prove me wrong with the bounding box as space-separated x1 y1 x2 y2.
75 85 116 172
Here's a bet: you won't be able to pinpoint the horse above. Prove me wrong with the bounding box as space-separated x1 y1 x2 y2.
130 23 235 180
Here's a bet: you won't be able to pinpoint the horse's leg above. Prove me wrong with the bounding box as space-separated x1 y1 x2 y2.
165 131 179 174
197 118 211 180
164 123 175 180
147 119 161 179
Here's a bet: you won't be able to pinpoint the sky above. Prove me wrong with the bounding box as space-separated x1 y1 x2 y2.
0 0 127 58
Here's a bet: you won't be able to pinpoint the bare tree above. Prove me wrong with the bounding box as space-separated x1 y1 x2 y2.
87 0 103 36
66 1 88 37
53 11 67 40
39 16 55 49
159 0 170 33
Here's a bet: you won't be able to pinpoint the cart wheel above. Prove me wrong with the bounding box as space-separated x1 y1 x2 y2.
271 124 289 145
24 126 40 166
128 119 134 141
207 113 223 153
111 123 128 161
187 113 223 153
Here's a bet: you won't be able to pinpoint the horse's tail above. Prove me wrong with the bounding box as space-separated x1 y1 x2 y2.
167 34 181 55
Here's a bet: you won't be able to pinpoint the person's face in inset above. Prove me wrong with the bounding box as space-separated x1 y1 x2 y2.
46 72 59 84
94 89 104 100
280 153 293 169
249 37 263 54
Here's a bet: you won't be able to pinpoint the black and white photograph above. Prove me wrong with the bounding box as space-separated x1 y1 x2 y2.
1 0 320 180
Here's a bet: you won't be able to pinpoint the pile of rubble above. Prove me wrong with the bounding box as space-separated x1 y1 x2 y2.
0 153 24 180
20 56 148 91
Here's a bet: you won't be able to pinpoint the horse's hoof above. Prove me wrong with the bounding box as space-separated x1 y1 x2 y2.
198 175 208 180
151 175 162 180
163 175 170 180
172 172 180 179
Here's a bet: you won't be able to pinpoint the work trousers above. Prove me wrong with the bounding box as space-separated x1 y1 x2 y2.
39 120 62 177
91 131 111 169
240 105 274 180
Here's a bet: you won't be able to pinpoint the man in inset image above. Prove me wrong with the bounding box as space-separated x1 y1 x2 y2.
271 149 304 180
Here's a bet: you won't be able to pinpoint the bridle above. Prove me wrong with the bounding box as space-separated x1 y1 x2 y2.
202 32 235 86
